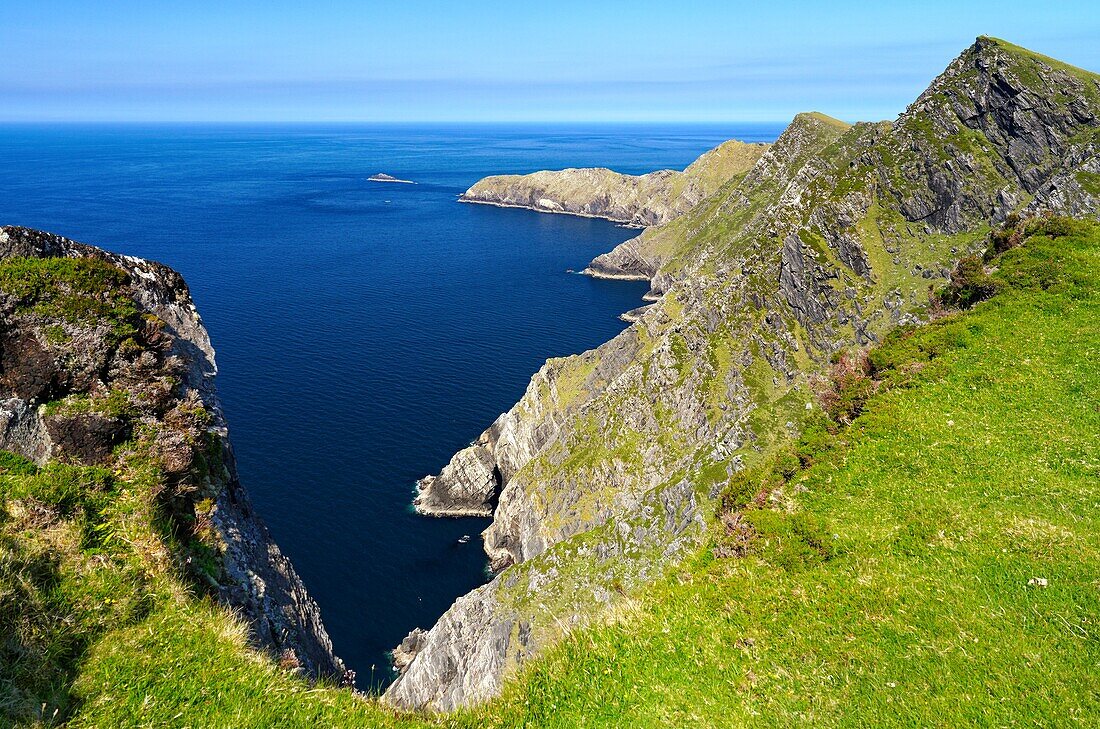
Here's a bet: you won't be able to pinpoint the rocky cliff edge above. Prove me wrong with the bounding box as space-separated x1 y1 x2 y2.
386 37 1100 712
0 226 345 679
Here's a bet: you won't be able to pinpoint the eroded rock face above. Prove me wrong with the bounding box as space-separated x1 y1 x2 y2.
414 437 498 517
0 330 61 401
391 628 427 673
43 413 128 464
584 237 659 281
386 479 706 712
388 38 1100 712
0 226 345 679
460 139 768 227
0 398 49 462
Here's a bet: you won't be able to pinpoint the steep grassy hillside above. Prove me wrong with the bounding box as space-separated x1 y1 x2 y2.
0 232 343 727
0 454 375 728
6 217 1093 728
392 38 1100 710
468 216 1100 726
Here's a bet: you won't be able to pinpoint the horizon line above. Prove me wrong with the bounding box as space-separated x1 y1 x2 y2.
0 118 800 125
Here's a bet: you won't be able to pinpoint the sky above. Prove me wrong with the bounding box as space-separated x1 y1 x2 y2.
2 1 1098 123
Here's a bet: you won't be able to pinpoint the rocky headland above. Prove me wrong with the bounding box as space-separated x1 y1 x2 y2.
387 37 1100 712
459 139 769 227
0 226 345 679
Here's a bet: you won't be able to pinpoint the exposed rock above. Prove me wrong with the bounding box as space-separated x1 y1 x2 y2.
583 237 659 281
619 304 654 323
0 397 49 462
460 139 768 227
43 412 128 464
0 329 60 401
390 38 1100 711
386 479 706 712
213 457 346 678
0 226 345 679
414 435 499 517
369 173 415 184
392 628 427 673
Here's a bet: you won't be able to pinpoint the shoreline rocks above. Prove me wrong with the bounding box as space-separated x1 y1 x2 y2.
413 434 499 518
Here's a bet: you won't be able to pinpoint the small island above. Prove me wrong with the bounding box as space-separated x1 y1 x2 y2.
369 173 416 184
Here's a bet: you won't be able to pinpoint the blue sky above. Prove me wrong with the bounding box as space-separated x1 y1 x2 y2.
2 1 1098 122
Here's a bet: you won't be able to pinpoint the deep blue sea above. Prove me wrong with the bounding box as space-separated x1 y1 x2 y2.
0 122 782 689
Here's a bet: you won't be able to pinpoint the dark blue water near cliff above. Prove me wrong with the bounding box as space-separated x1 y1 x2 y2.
0 122 781 688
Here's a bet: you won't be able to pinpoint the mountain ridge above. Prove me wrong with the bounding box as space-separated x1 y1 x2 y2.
385 36 1100 711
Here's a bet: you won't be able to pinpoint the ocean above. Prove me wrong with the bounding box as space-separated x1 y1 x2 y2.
0 122 783 688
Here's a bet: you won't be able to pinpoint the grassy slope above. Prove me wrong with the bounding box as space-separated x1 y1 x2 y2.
984 35 1100 86
617 112 852 275
461 220 1100 726
3 220 1097 727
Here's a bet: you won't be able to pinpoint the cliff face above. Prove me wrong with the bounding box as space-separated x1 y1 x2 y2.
458 139 769 227
0 227 344 678
386 38 1100 712
587 36 1100 283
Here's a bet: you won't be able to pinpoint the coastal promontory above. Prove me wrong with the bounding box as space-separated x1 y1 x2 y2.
459 138 768 226
0 226 345 721
387 37 1100 712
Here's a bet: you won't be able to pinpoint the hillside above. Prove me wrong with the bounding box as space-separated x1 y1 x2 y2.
459 139 769 227
392 36 1100 710
6 216 1094 728
585 113 853 284
0 227 345 724
2 36 1099 728
466 217 1100 725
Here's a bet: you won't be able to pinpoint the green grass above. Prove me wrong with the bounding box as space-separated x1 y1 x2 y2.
0 257 140 345
801 111 851 130
3 219 1098 727
982 36 1100 86
0 429 418 728
66 601 419 729
454 219 1100 727
457 219 1100 725
0 456 151 725
42 391 135 421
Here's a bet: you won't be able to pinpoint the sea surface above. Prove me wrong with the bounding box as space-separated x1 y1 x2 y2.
0 122 782 689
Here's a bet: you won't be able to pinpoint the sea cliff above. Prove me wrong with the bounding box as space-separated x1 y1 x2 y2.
459 139 768 227
387 37 1100 711
0 226 344 681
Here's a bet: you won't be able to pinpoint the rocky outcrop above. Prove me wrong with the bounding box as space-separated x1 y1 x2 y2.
583 236 659 281
388 38 1100 712
0 226 344 679
369 173 415 184
387 478 706 712
618 304 653 323
460 139 768 227
414 434 498 517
